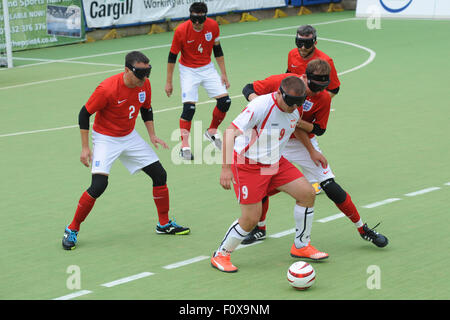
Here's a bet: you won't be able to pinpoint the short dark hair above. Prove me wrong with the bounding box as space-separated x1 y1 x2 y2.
189 2 207 14
306 59 330 75
297 25 317 38
125 51 149 66
281 76 306 97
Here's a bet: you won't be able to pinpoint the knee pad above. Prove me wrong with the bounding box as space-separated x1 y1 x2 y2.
216 95 231 113
142 161 167 187
320 178 347 204
181 103 196 121
87 174 108 199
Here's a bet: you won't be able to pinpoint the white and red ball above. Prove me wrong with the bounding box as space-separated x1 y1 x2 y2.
287 261 316 290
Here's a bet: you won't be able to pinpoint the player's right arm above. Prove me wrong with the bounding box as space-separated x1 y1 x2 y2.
165 54 177 97
78 106 92 167
165 30 181 97
220 123 241 190
79 84 108 167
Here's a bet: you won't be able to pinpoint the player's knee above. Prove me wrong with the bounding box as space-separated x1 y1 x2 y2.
142 161 167 187
320 178 347 204
87 174 108 199
181 102 196 121
216 95 231 113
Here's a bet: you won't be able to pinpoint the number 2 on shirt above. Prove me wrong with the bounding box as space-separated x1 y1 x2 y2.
129 105 135 119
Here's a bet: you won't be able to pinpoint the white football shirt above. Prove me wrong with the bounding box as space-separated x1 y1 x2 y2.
231 93 300 164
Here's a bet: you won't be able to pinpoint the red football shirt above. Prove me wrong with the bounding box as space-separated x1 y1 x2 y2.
287 47 340 92
170 18 220 68
252 73 331 139
85 73 152 137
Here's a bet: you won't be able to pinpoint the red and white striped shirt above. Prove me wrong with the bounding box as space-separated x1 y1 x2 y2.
231 93 299 165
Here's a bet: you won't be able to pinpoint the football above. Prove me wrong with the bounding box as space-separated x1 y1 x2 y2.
287 261 316 290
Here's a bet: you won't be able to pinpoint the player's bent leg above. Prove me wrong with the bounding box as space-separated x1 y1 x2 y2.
205 94 230 150
277 178 328 260
320 178 388 247
276 177 315 207
63 174 108 250
211 203 260 272
179 102 196 159
241 197 268 245
142 162 190 235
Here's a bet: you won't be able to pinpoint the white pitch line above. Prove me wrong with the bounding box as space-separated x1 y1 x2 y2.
404 187 441 197
0 94 245 138
362 198 402 208
0 68 123 91
101 272 154 288
445 182 450 186
269 228 296 238
163 256 209 269
316 212 345 223
53 290 92 300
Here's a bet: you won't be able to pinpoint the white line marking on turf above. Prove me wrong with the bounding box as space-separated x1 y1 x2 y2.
163 256 209 269
100 272 154 288
316 212 345 223
0 68 123 91
404 187 441 197
0 17 359 87
255 33 376 77
269 228 296 238
445 182 450 186
362 198 402 208
2 17 358 71
0 95 245 138
53 290 92 300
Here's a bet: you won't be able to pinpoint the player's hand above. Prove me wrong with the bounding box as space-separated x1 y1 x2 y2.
165 82 173 97
221 74 230 89
220 166 234 190
309 149 328 169
80 147 92 167
150 135 169 149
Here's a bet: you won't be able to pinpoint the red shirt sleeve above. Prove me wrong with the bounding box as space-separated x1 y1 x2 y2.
170 25 183 55
85 84 109 114
312 92 331 132
327 57 340 91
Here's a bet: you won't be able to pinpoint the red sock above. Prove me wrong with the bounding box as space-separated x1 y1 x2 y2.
209 106 226 131
68 191 96 231
258 197 269 231
153 185 170 225
179 119 191 148
335 193 364 233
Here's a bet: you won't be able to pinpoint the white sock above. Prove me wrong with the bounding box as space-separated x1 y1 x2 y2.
293 205 314 248
216 219 249 256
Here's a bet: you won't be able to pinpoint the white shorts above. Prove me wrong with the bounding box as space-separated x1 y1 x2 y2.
179 62 227 103
282 137 335 184
91 129 159 175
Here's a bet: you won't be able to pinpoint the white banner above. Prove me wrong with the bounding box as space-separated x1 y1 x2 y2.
356 0 450 19
83 0 286 29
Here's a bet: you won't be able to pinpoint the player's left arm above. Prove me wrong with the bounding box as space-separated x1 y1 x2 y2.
294 128 328 168
213 40 230 89
141 107 168 150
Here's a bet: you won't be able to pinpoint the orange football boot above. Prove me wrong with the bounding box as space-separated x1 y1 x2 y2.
211 252 238 273
290 243 329 261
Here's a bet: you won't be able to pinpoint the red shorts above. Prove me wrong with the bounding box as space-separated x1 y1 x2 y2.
231 153 304 204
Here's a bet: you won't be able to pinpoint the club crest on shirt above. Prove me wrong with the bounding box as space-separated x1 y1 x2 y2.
138 91 146 103
302 100 314 112
205 32 212 41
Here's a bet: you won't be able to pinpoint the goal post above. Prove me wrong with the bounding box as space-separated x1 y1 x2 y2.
1 0 13 68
